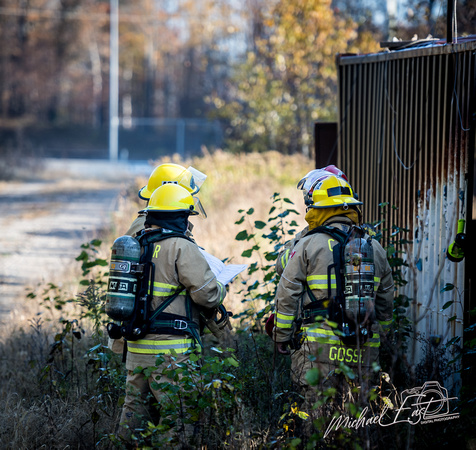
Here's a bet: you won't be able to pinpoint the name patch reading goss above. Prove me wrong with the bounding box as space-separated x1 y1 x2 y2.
329 346 362 364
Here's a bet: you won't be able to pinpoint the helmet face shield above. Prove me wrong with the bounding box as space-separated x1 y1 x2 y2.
193 196 207 219
297 169 334 205
187 166 207 195
297 169 328 192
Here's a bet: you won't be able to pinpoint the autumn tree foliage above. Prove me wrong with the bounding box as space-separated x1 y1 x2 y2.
0 0 247 163
0 1 241 128
207 0 380 155
0 1 234 125
3 0 469 160
0 0 94 123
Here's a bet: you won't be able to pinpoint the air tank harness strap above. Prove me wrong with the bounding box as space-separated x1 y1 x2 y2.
301 225 347 326
137 228 201 347
149 313 200 338
302 224 349 325
147 289 202 348
302 285 328 324
306 224 349 242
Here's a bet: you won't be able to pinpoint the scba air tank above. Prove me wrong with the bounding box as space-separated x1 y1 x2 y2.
105 235 141 321
343 231 376 324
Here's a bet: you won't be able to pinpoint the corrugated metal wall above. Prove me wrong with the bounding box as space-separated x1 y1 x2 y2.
336 40 476 392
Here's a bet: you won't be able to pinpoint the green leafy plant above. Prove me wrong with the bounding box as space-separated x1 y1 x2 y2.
234 193 301 328
120 348 242 448
22 239 123 447
76 239 109 285
372 203 413 385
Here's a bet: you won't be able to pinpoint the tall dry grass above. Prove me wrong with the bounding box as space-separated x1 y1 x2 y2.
113 149 310 255
189 149 310 257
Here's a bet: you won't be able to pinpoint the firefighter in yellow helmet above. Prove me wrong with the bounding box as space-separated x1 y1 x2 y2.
124 163 207 238
110 164 208 356
271 175 394 432
117 184 226 444
276 165 350 276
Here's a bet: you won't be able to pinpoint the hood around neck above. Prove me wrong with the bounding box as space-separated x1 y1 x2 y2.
144 211 189 234
305 206 359 230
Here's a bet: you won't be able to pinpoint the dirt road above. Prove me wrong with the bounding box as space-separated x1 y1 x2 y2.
0 158 149 323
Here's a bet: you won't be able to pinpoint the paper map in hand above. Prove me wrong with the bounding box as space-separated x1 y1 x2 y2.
199 248 248 285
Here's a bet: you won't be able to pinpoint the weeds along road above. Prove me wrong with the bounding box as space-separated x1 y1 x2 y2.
0 158 149 324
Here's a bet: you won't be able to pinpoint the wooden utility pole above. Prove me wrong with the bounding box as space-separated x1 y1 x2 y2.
447 0 455 44
109 0 119 161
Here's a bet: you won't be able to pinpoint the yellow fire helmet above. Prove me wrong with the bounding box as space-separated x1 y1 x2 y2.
145 184 199 215
138 163 207 200
310 175 363 209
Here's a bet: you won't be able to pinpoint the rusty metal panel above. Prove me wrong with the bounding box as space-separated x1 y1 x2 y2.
336 41 476 392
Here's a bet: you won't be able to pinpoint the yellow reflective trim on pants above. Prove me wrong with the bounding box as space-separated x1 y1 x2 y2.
379 319 392 326
127 338 199 354
303 327 380 347
364 333 380 347
379 319 392 332
303 326 340 344
276 312 295 329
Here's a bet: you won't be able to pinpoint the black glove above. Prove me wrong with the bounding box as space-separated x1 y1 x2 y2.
277 342 291 355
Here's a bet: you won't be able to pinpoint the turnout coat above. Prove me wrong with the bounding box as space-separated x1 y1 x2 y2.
125 227 226 371
273 215 394 385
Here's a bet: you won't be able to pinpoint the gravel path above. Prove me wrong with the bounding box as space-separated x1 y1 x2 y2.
0 159 150 323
